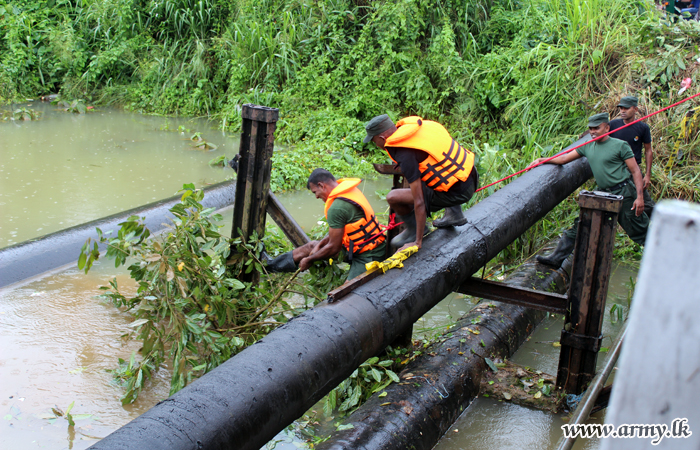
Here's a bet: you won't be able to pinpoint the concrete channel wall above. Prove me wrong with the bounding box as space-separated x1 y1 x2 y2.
0 180 236 288
601 201 700 450
88 139 593 450
317 254 572 450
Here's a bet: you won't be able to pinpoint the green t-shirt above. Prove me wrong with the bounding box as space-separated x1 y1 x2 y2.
327 199 386 260
576 137 634 190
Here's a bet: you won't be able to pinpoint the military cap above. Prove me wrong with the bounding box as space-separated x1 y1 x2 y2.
588 112 609 128
618 96 638 108
363 114 395 143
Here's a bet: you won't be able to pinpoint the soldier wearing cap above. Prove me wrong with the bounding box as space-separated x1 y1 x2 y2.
364 114 479 251
528 112 650 267
609 95 655 218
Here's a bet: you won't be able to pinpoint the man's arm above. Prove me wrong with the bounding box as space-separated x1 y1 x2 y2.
401 178 426 251
643 142 652 189
527 150 581 169
299 228 344 271
625 157 645 217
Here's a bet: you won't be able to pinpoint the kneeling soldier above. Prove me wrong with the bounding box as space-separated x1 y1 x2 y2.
265 169 386 280
363 114 479 251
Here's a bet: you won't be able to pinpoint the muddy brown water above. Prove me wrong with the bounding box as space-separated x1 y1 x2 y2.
0 105 636 449
0 103 235 249
430 262 636 450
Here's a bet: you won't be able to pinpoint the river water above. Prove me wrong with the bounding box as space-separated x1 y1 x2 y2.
0 102 235 248
0 105 635 450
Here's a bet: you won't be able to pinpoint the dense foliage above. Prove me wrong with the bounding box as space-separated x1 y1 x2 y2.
78 185 344 403
2 0 698 204
8 0 698 409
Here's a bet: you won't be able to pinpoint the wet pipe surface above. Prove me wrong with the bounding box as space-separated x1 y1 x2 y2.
317 256 571 450
89 147 593 450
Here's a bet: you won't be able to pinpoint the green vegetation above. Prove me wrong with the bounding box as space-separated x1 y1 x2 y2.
0 106 41 121
78 184 344 403
2 0 697 239
11 0 692 427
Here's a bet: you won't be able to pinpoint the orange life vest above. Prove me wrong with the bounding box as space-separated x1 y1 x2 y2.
385 116 475 192
324 178 385 255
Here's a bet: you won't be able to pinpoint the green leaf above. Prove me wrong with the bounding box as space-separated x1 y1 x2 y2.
70 414 93 421
336 423 354 431
128 319 150 328
385 369 400 383
371 367 382 383
484 357 498 372
349 385 361 407
323 390 336 416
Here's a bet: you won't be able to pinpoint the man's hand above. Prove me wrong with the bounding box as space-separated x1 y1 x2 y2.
527 158 546 170
643 174 651 190
299 257 313 272
399 241 421 252
632 197 644 217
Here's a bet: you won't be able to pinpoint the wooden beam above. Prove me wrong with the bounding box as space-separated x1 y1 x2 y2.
266 192 310 248
457 277 569 314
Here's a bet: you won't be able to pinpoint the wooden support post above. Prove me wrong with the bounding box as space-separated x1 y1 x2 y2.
556 191 623 394
231 104 279 244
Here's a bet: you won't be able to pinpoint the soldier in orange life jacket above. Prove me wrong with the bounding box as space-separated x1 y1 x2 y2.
364 114 479 251
264 168 387 280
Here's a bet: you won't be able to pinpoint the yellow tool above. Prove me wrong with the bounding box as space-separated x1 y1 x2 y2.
365 245 419 273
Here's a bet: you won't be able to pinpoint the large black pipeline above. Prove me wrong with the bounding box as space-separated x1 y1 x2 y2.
0 180 235 288
88 136 592 450
316 253 572 450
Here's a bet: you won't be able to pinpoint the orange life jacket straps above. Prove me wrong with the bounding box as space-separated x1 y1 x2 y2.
384 117 475 192
420 139 470 189
324 179 386 255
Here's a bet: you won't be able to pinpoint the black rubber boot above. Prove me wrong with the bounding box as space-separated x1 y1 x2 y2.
536 234 575 268
390 213 417 249
263 251 297 272
432 205 467 228
391 213 429 249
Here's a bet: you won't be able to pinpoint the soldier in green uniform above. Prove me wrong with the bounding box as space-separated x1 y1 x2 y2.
264 169 387 280
528 113 650 267
609 95 656 218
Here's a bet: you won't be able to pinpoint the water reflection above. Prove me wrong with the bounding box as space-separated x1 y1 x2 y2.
0 173 395 450
0 103 236 248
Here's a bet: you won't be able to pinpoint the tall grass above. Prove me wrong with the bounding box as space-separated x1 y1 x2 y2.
1 0 697 206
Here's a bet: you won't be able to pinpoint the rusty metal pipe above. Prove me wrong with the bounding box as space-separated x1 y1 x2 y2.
89 140 593 450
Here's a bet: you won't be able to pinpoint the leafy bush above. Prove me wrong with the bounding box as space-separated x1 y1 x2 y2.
78 184 327 403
